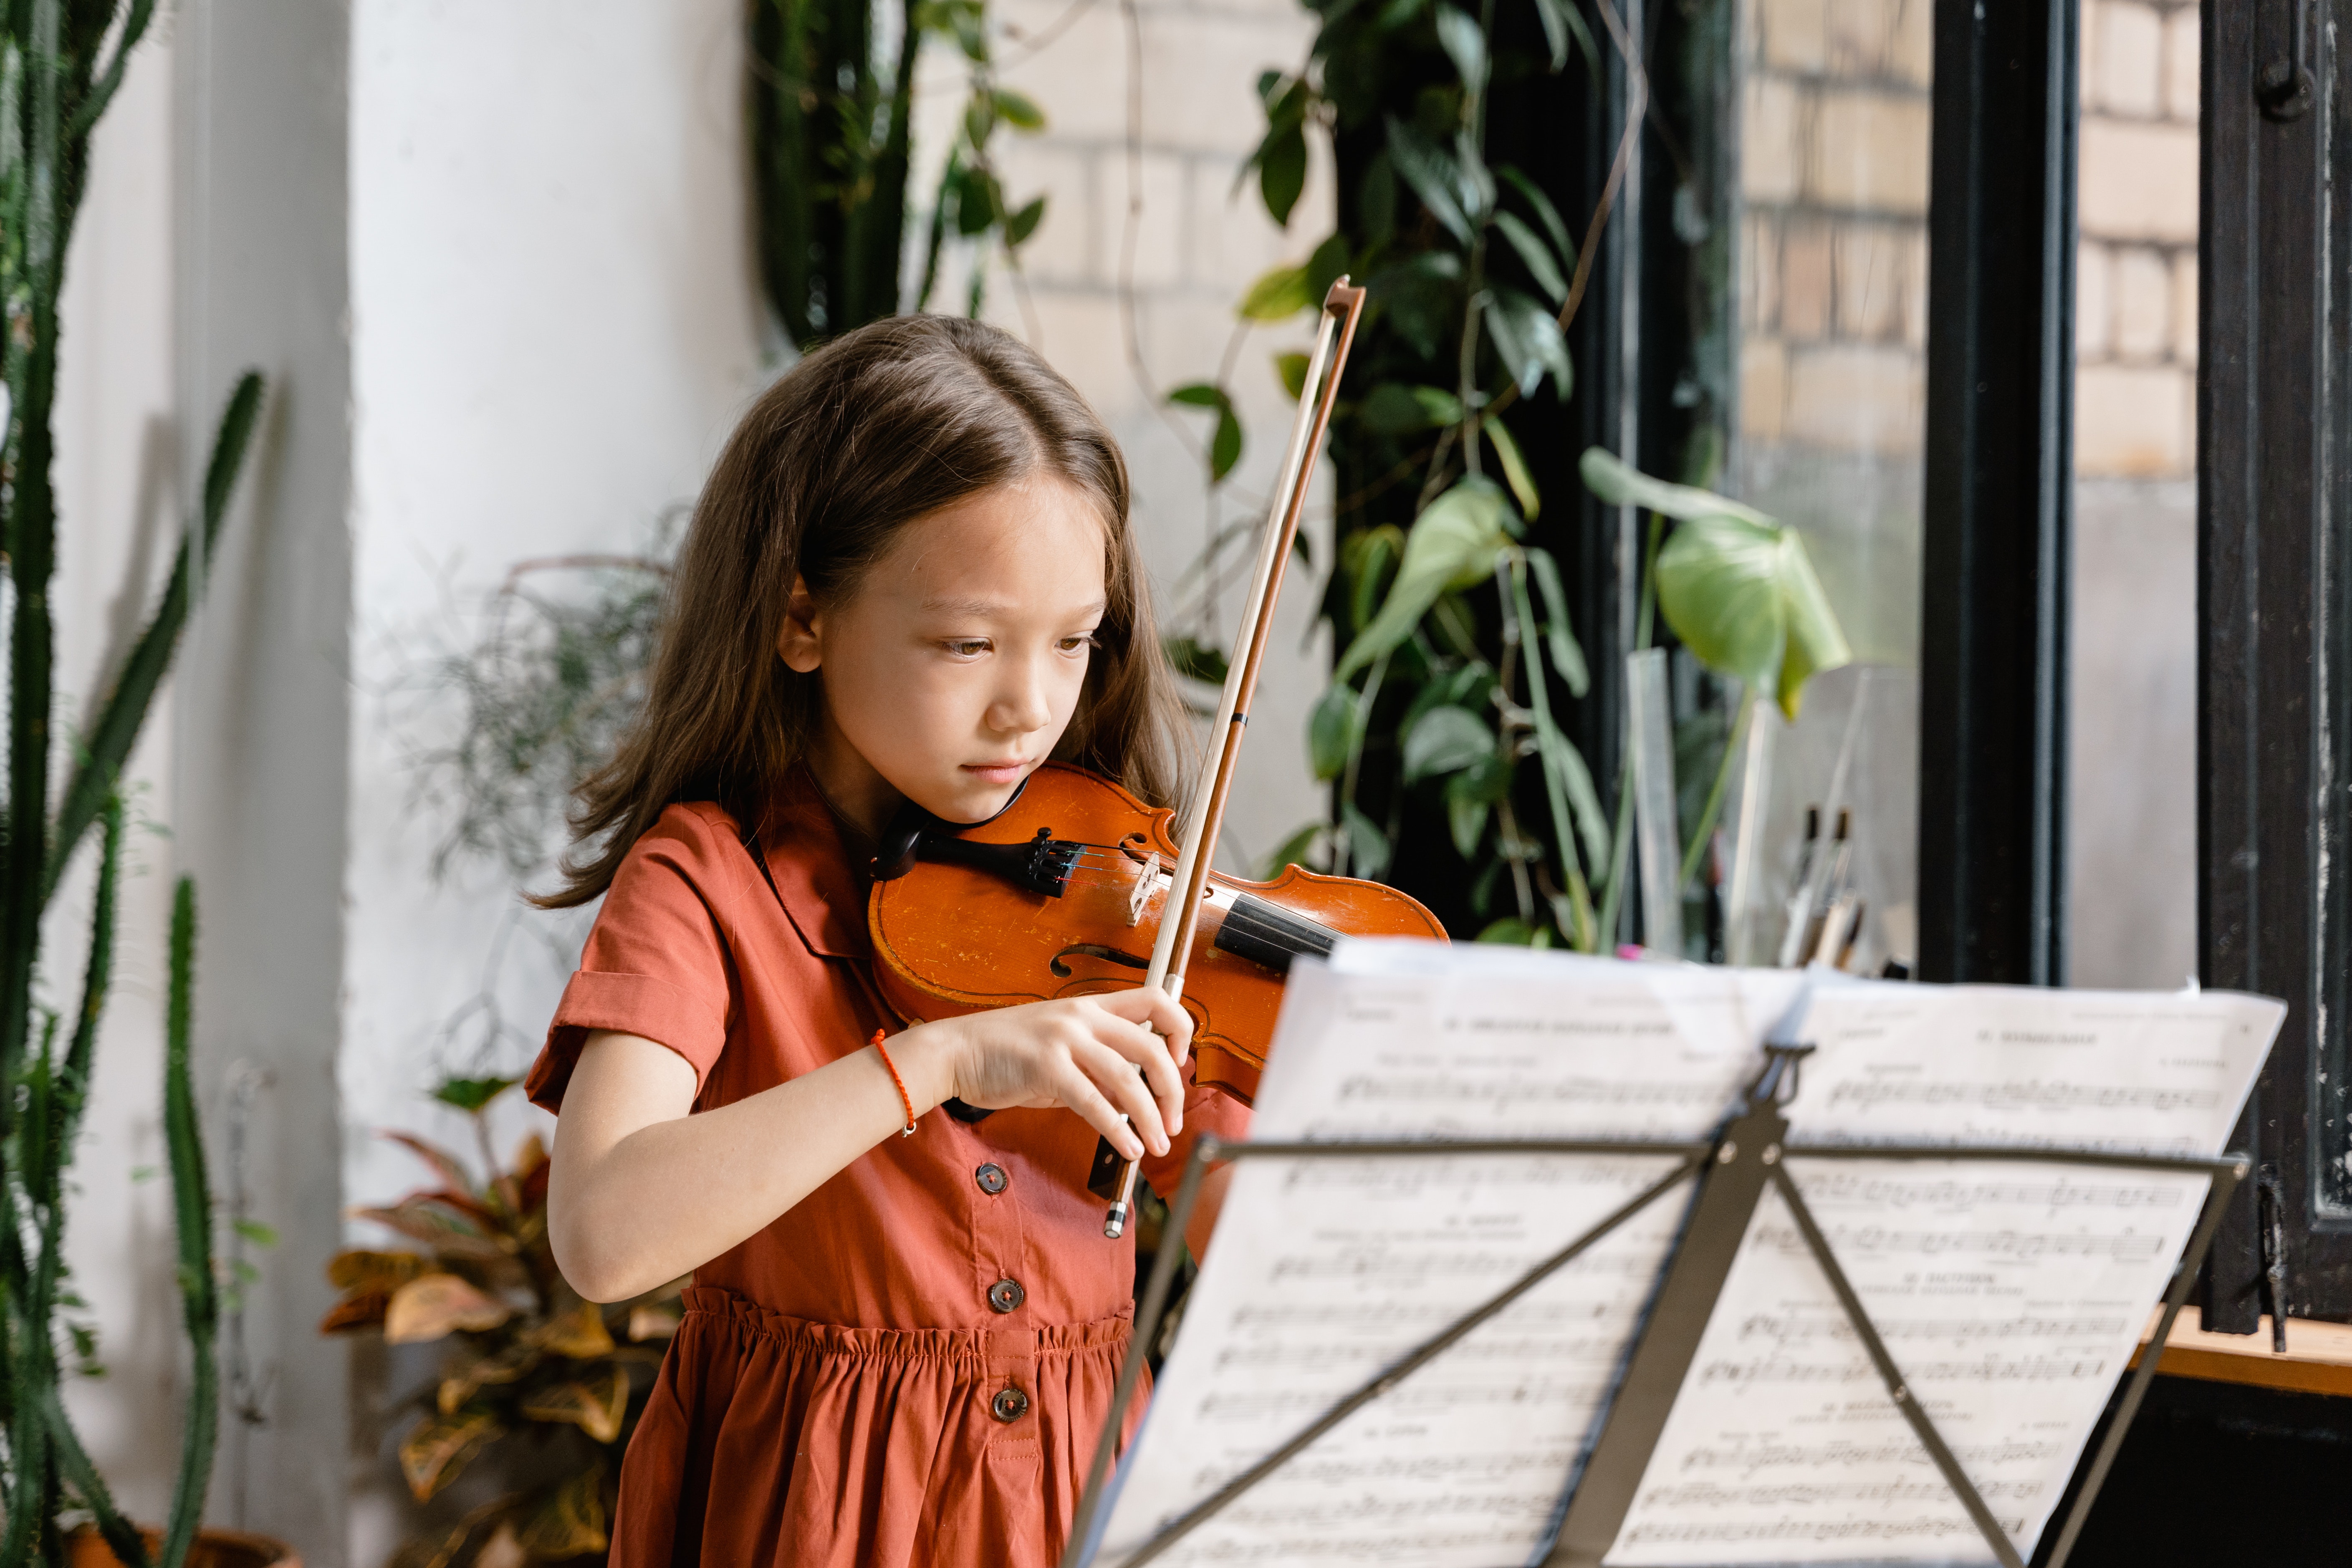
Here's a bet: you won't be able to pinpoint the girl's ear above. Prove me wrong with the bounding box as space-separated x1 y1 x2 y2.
777 574 824 673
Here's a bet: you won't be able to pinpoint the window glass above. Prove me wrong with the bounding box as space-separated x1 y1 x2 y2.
2066 0 2200 993
1719 0 1931 975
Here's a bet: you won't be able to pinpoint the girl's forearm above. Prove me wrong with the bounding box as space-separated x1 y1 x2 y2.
550 1027 960 1301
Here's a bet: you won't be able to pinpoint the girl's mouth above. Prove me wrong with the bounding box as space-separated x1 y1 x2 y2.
960 759 1028 785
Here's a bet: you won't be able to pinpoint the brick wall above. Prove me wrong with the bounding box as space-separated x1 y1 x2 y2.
2075 0 2198 478
1737 0 1933 462
1737 0 2199 480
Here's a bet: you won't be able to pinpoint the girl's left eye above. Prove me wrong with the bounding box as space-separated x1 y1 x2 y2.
1058 634 1098 653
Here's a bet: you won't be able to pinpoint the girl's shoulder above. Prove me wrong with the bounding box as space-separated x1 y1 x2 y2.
603 800 758 913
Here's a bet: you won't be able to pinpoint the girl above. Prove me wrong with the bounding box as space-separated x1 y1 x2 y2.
530 314 1246 1567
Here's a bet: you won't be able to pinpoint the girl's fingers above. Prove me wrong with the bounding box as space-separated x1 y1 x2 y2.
1092 987 1195 1065
1084 1008 1185 1132
1072 1038 1172 1157
1052 1056 1146 1159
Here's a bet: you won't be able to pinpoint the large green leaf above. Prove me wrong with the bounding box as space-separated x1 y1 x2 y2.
1523 546 1588 697
1446 786 1491 860
1340 803 1392 881
1335 477 1515 679
1402 704 1495 782
1527 0 1601 83
1309 681 1361 780
1499 165 1573 260
1168 382 1243 480
1359 382 1463 434
1239 262 1314 320
992 87 1046 129
1384 116 1471 243
1483 285 1571 399
1341 523 1406 638
1655 515 1853 718
1493 211 1566 304
1577 447 1775 525
1434 5 1488 96
1484 419 1541 520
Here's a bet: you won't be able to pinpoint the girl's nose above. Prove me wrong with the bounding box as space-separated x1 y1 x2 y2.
988 652 1056 734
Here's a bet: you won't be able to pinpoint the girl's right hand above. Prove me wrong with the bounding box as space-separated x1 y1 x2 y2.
902 991 1195 1161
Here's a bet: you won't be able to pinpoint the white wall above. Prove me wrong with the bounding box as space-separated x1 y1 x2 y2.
340 0 765 1246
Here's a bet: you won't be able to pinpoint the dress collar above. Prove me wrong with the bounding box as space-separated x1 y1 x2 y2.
750 771 873 961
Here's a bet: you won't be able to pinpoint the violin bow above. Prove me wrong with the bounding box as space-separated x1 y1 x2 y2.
1101 277 1369 1239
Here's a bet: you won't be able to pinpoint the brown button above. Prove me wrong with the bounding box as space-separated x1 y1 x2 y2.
990 1385 1031 1423
975 1162 1009 1195
987 1277 1026 1313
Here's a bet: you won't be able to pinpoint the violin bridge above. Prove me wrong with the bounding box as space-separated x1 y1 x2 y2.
1127 852 1162 927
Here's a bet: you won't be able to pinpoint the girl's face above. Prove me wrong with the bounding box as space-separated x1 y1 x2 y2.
780 475 1111 832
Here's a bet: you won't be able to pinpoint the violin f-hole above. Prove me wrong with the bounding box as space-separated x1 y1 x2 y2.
1050 943 1152 977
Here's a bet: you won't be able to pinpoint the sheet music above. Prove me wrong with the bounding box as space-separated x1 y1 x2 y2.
1090 944 1807 1568
1606 980 2281 1566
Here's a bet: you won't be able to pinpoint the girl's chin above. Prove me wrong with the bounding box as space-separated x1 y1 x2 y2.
909 773 1023 825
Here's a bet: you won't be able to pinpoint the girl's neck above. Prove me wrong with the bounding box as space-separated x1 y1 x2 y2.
803 708 904 843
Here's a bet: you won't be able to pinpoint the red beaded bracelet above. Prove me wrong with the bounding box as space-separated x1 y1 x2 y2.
872 1029 917 1137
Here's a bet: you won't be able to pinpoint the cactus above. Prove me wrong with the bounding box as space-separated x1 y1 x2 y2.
159 879 215 1568
0 3 263 1564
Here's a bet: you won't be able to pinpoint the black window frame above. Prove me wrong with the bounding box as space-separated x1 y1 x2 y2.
1915 0 2352 1326
2197 0 2352 1328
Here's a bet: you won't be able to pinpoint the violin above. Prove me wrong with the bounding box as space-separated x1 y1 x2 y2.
866 762 1444 1106
865 279 1445 1234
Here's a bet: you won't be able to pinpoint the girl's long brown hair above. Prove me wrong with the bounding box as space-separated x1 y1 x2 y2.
538 315 1190 908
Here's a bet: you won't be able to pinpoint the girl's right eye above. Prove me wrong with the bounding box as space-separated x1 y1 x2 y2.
943 639 991 657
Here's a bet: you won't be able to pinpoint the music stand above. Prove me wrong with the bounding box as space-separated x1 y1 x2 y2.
1062 1045 2248 1568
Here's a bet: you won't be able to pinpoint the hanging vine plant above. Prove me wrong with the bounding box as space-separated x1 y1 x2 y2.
750 0 1050 347
1189 0 1852 950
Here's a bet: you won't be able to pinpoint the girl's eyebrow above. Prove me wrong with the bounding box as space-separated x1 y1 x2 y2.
920 595 1109 619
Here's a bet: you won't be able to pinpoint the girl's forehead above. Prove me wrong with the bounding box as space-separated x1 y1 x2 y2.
877 477 1109 602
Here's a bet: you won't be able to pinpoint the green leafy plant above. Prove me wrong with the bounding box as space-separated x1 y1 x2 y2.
323 1079 681 1568
751 0 1051 346
0 4 266 1564
412 552 671 884
1209 0 1848 951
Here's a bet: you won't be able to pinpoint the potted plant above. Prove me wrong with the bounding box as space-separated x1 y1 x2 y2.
322 1078 680 1568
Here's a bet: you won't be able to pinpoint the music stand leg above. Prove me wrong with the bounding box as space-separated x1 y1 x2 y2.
1769 1163 2028 1568
1062 1138 1219 1568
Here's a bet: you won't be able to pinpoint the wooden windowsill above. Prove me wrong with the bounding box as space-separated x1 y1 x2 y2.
2132 1310 2352 1399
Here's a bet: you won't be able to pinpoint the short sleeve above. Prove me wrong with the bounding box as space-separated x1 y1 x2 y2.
526 806 743 1112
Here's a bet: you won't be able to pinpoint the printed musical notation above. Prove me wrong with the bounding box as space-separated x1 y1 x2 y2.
1089 950 1805 1568
1081 946 2281 1568
1605 980 2281 1567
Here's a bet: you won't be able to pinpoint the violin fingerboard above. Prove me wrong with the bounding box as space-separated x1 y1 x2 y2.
1212 892 1341 975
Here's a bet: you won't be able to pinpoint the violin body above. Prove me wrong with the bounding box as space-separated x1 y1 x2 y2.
867 763 1446 1106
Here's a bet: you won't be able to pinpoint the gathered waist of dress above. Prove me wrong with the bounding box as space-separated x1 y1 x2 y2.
677 1286 1134 1366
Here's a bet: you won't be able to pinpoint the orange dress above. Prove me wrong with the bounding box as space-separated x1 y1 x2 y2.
525 775 1248 1568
